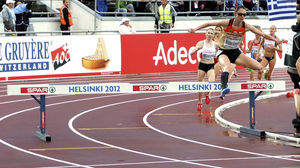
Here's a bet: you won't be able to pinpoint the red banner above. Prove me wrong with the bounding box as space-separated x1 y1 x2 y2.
121 33 206 74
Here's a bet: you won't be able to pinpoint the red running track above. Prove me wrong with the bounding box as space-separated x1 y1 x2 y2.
0 68 299 168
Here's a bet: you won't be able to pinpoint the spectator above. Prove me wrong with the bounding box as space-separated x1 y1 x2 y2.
190 0 206 16
119 17 136 34
205 0 217 15
170 1 185 13
14 0 32 36
225 0 243 15
217 0 225 16
259 0 268 15
2 0 15 36
225 0 235 15
154 0 176 33
243 0 257 11
135 0 153 13
60 0 73 35
0 0 5 9
97 0 108 16
115 0 135 16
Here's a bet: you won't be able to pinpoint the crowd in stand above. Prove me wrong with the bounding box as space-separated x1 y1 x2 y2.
97 0 269 16
0 0 32 36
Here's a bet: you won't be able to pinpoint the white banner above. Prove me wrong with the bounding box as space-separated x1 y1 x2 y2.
0 35 121 78
7 81 286 95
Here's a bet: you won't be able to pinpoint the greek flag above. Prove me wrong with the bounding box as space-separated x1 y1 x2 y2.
267 0 297 21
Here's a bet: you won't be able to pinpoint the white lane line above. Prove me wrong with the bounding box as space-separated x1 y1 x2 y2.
143 91 300 163
0 93 207 168
0 105 92 168
0 71 292 167
0 93 161 167
35 155 300 168
68 93 222 168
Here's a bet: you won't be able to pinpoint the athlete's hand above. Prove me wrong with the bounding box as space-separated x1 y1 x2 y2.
276 39 283 45
189 28 196 33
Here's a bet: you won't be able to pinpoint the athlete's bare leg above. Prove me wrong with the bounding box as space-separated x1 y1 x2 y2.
197 70 206 108
294 91 300 117
214 62 221 80
267 58 276 80
250 71 255 81
218 55 234 75
206 69 215 98
257 58 269 80
218 54 234 99
235 53 263 71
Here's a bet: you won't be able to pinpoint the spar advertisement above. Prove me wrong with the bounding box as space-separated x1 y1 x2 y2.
0 35 121 80
121 33 206 74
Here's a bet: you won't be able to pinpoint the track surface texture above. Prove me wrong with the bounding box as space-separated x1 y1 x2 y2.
0 68 300 168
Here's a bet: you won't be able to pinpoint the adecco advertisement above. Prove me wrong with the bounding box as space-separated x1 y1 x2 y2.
0 35 121 80
121 33 206 74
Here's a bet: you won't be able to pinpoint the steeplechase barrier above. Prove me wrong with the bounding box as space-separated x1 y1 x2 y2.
7 81 285 142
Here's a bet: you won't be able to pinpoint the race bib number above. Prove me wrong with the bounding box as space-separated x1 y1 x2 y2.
224 35 242 49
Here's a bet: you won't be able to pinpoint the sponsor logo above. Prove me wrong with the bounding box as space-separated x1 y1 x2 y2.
241 83 267 89
49 87 56 93
20 87 49 93
152 40 201 66
0 40 50 72
133 85 161 91
51 43 71 70
160 85 167 91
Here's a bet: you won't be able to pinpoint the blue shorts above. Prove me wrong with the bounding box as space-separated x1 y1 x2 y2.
264 56 275 62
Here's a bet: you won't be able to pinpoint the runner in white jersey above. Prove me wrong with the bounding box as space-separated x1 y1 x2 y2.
190 28 218 112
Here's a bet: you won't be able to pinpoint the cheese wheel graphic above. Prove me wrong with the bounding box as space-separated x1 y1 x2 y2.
82 37 109 69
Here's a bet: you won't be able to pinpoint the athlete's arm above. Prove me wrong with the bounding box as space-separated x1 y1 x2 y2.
246 24 282 44
275 37 283 52
190 41 204 55
189 20 229 33
246 40 253 53
257 38 264 56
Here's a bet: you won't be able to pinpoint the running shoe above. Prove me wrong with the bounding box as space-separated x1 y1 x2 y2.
197 102 202 112
205 95 211 104
246 67 253 72
265 91 271 95
220 87 230 100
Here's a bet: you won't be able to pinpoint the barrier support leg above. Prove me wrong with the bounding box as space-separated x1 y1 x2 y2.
31 95 51 142
240 91 265 138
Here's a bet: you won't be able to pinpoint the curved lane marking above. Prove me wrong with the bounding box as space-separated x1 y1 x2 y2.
143 92 300 163
68 93 221 168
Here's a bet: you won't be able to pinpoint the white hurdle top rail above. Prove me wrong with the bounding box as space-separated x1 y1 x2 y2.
7 81 286 95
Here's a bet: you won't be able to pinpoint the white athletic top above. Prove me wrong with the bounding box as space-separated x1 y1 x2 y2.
264 39 276 49
201 40 216 61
